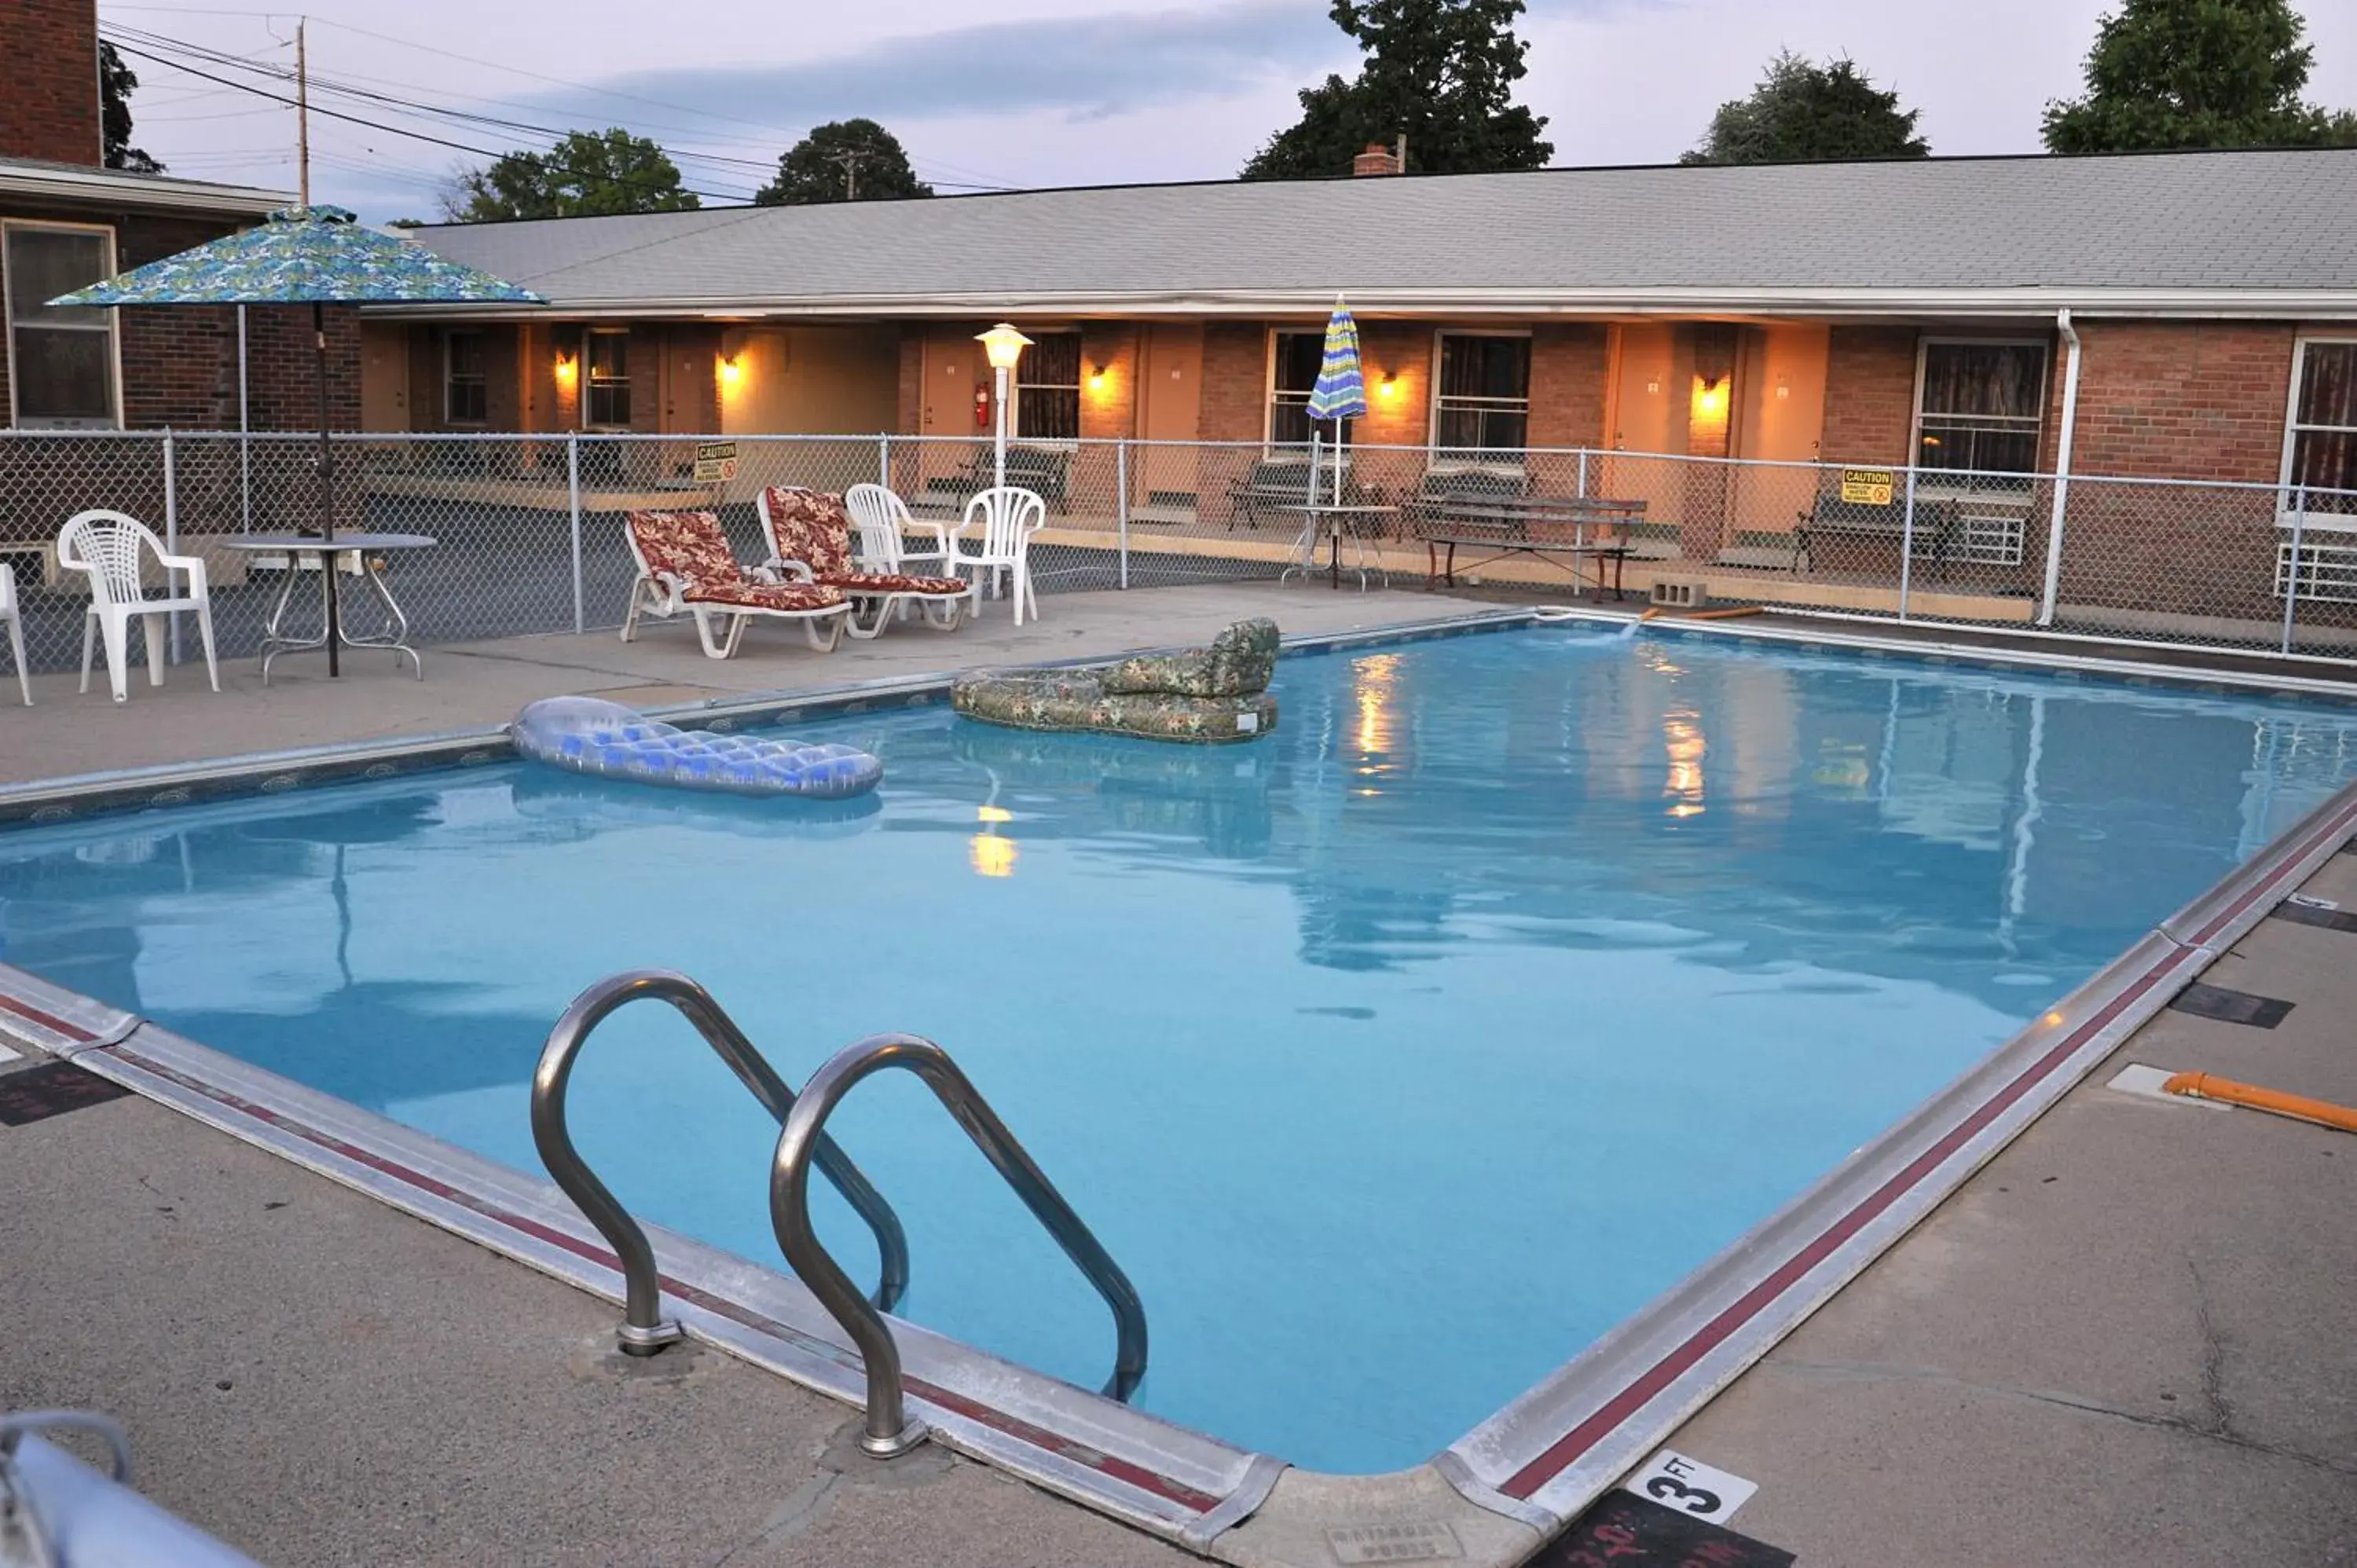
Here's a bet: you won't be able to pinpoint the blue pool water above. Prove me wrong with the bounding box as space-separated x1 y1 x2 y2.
5 627 2354 1472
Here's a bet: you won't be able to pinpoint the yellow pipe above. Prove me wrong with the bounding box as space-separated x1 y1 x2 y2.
1681 606 1765 621
1639 607 1666 623
2161 1071 2357 1134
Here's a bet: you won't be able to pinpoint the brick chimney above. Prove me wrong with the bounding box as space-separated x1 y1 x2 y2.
0 0 104 166
1351 141 1403 178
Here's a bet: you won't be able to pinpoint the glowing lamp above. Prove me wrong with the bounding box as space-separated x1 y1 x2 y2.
554 352 577 383
718 354 743 387
1377 372 1400 401
1087 363 1109 393
976 323 1032 372
1691 374 1728 419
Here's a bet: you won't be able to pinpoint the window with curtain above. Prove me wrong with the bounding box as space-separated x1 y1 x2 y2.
2286 340 2357 518
1015 332 1080 441
4 223 118 429
444 330 488 424
1268 331 1347 450
586 331 631 427
1915 342 2047 484
1434 334 1530 454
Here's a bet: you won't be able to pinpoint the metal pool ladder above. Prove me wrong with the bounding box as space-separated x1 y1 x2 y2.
769 1031 1149 1456
532 969 911 1354
533 971 1149 1459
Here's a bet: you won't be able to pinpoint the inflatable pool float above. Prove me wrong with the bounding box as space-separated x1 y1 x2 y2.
951 617 1279 744
508 696 882 799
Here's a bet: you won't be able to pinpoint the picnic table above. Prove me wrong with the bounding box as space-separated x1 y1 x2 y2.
1410 495 1645 597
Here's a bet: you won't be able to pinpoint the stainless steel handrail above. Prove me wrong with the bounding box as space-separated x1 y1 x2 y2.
533 969 911 1354
768 1033 1149 1457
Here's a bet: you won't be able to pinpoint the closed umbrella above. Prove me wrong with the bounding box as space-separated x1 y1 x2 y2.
51 205 542 676
1304 295 1367 508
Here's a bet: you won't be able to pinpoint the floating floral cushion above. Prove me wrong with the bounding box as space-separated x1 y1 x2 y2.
628 509 747 589
827 571 971 597
1102 617 1279 698
762 486 856 578
683 580 846 612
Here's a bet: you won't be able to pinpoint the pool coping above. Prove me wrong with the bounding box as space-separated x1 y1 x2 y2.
3 606 2354 1566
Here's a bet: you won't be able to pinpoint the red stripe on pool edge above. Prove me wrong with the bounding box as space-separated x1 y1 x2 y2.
1498 952 2186 1500
0 991 99 1043
104 1047 1222 1517
2183 797 2357 949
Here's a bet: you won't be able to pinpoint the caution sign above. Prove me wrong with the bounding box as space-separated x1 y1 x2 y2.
692 441 739 482
1838 467 1895 506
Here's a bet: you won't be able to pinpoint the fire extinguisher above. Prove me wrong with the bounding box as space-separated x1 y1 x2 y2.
973 383 992 430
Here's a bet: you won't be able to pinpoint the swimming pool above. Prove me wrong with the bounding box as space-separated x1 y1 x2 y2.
4 624 2354 1478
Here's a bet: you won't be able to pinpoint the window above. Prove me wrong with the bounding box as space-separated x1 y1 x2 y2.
1268 330 1347 450
585 330 630 427
4 222 118 428
1915 341 2047 485
2285 339 2357 519
1434 333 1530 455
1014 332 1080 441
444 330 487 424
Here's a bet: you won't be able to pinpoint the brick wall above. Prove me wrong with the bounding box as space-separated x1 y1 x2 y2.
1818 327 1919 465
1528 324 1609 449
1200 322 1266 443
2066 321 2296 482
0 0 101 166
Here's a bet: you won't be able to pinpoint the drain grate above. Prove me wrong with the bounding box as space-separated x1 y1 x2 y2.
1537 1492 1794 1566
0 1061 131 1126
2168 982 2295 1030
2272 899 2357 934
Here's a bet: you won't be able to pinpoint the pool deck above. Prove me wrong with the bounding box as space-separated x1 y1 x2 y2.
3 588 2355 1566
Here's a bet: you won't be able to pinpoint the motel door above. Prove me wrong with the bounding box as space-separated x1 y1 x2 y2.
1136 324 1203 518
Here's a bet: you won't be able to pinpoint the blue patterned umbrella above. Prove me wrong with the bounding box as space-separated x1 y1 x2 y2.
50 206 542 676
1303 297 1365 507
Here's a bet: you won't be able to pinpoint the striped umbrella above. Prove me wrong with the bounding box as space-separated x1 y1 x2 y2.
1304 297 1365 506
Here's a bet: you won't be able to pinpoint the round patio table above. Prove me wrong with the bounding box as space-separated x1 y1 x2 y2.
1278 503 1396 591
218 533 436 683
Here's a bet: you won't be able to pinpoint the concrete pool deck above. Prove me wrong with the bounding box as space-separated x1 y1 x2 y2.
2 591 2354 1565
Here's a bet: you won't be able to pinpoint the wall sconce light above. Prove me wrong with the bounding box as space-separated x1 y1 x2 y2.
1376 371 1400 401
718 353 744 387
554 351 577 383
1691 373 1728 419
1087 362 1109 393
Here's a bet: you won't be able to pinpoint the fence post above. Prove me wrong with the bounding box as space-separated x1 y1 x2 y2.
1116 440 1131 590
1897 464 1918 622
2282 485 2307 655
878 432 891 491
1576 449 1589 500
163 428 182 665
568 433 585 635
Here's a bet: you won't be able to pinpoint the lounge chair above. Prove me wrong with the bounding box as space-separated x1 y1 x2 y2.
56 509 219 704
621 508 850 659
0 562 29 706
758 487 974 639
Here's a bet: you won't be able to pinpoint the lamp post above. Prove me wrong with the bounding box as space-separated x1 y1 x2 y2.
975 323 1032 490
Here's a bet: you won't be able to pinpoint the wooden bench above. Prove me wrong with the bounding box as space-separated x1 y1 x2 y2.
1794 493 1964 577
920 446 1073 515
1411 493 1646 597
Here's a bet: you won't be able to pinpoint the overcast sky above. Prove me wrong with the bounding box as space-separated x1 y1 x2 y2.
103 0 2357 222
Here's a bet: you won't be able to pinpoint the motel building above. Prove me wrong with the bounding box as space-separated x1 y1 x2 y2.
358 146 2357 640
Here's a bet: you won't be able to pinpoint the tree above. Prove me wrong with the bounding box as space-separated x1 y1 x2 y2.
2043 0 2357 152
100 41 164 173
1681 51 1928 165
441 128 698 222
756 119 933 205
1241 0 1552 180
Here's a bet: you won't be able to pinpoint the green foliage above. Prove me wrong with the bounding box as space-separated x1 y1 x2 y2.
2043 0 2357 152
756 119 933 205
442 129 699 222
1682 51 1928 165
1241 0 1552 180
100 41 163 174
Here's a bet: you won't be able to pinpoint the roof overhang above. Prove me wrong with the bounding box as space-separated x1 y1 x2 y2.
362 284 2357 324
0 160 291 218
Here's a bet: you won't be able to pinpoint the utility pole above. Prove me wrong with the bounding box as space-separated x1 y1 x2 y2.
295 15 310 205
828 149 864 201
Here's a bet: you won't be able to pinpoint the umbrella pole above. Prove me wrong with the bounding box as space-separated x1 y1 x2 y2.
314 302 340 678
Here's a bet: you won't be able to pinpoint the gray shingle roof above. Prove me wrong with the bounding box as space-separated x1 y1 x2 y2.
401 148 2357 315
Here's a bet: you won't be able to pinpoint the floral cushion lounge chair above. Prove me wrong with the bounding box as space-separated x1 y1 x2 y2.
758 486 975 638
621 508 850 658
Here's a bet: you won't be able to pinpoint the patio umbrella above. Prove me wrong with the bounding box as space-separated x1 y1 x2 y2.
1304 295 1367 507
50 205 543 676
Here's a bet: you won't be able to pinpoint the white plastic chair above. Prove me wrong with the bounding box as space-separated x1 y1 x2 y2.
56 510 219 704
845 482 953 574
0 562 30 706
946 486 1048 625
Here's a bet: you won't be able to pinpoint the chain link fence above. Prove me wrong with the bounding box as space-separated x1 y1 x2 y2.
2 430 2352 674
